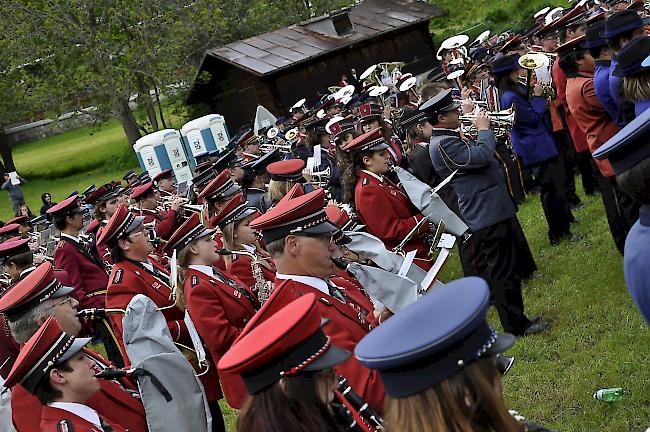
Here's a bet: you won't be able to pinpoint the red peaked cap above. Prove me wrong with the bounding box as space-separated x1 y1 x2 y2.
210 194 257 229
163 212 215 255
46 195 79 216
249 188 339 244
267 159 306 181
0 238 30 261
218 293 350 395
152 169 174 183
85 184 118 205
198 170 241 203
0 224 21 237
4 316 92 393
341 127 389 154
96 204 145 246
130 181 156 201
5 215 28 226
0 262 74 322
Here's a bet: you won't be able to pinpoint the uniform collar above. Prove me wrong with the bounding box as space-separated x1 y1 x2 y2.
19 266 36 279
430 128 460 138
276 273 329 295
60 232 81 243
48 402 103 429
242 244 256 254
189 264 214 278
640 205 650 227
361 170 384 183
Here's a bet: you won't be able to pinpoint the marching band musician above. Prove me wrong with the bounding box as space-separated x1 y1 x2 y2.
559 35 640 254
85 183 122 265
423 89 548 336
247 188 386 413
164 212 259 413
236 129 262 158
266 158 309 206
199 169 243 220
97 204 188 364
165 212 261 432
152 168 176 197
602 10 647 125
355 277 554 432
491 55 574 245
357 101 405 167
241 149 281 213
218 294 357 432
615 36 650 117
304 117 344 202
129 181 184 240
339 128 433 270
211 194 276 299
4 317 130 432
0 262 147 432
46 195 124 366
328 116 358 149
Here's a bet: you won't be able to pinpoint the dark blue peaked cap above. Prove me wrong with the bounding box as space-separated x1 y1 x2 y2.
593 106 650 174
354 277 515 398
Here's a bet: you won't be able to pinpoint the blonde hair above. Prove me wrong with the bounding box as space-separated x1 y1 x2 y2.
221 222 245 252
176 240 199 302
268 179 293 204
385 358 523 432
623 74 650 103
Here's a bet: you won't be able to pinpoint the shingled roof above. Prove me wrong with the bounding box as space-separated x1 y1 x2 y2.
203 0 444 77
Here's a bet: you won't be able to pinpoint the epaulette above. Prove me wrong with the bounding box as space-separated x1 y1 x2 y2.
191 275 199 287
362 177 369 186
56 419 74 432
112 268 123 284
56 240 65 249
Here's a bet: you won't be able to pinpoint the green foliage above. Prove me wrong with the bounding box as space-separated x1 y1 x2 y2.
429 0 569 46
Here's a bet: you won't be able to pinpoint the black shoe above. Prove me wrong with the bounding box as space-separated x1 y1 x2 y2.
520 320 549 336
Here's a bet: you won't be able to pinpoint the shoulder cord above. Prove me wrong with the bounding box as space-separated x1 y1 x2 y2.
435 135 472 172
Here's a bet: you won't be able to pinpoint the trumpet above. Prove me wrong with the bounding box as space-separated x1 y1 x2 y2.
459 106 516 138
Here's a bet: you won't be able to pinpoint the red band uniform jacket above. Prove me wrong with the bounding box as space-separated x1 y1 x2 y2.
54 235 109 309
225 248 276 291
12 348 147 432
355 171 431 270
40 405 128 432
184 266 259 406
105 259 188 365
566 73 620 178
131 208 181 240
221 277 385 413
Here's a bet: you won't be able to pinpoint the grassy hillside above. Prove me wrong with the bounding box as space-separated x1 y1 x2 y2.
430 0 569 45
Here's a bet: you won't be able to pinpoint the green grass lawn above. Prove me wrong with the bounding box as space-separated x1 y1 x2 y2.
438 190 650 432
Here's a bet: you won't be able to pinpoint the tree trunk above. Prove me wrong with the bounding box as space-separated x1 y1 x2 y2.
153 86 167 129
116 99 143 146
0 130 16 173
137 74 159 131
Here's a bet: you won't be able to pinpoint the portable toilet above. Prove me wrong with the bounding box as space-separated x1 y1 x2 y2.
180 114 229 166
133 129 193 185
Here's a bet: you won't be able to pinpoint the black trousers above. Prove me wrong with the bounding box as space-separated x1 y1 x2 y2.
552 130 580 205
461 219 531 334
530 156 573 244
209 401 226 432
575 151 600 195
597 175 641 254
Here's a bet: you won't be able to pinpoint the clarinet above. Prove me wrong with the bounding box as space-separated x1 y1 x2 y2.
331 392 366 432
337 376 384 431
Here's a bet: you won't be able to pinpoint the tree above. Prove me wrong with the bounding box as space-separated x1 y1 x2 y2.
0 0 228 146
